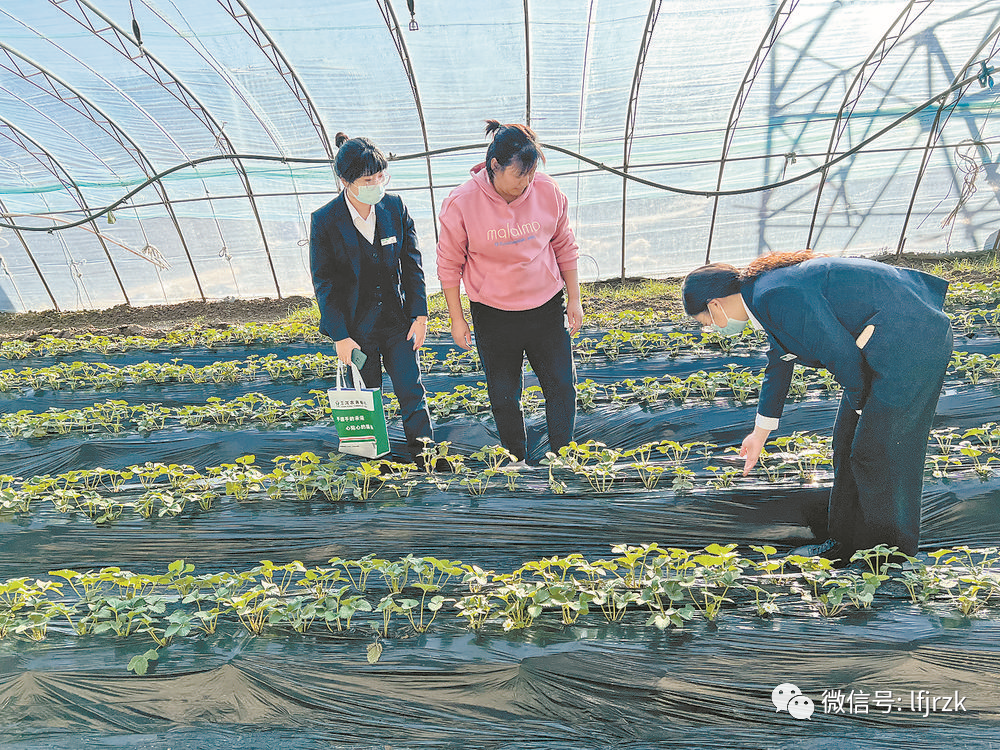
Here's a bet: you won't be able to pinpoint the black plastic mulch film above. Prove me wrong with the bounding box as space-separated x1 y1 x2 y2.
1 316 1000 749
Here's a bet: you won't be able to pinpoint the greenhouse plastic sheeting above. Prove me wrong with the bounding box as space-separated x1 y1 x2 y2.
1 1 1000 311
2 317 1000 749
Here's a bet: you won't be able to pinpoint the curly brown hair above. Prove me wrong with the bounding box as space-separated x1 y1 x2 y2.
740 249 820 280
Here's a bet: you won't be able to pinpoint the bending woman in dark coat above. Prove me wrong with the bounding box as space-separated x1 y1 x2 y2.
682 250 952 563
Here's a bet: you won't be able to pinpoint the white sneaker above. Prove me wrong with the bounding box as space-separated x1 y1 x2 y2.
507 460 528 470
787 538 841 558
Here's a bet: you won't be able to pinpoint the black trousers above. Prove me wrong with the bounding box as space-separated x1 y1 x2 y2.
353 321 433 457
827 317 953 557
470 292 576 461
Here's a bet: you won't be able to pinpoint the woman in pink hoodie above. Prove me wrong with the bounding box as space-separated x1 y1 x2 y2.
437 120 583 462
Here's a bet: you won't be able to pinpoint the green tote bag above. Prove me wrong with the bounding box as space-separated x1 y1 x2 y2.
328 361 391 459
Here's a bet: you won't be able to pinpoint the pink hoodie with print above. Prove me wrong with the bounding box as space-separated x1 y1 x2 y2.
436 162 579 311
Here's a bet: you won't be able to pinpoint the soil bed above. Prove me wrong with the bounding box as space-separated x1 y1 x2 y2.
1 252 997 342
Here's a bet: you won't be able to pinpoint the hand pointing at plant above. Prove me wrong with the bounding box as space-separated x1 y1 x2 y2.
739 426 770 476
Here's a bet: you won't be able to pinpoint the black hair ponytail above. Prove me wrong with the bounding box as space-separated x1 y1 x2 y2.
484 119 545 180
333 133 388 184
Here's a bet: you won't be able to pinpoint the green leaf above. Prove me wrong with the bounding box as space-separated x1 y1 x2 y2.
367 641 383 664
47 569 80 581
127 648 159 676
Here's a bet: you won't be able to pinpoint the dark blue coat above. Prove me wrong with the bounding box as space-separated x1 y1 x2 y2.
309 191 428 342
741 257 949 420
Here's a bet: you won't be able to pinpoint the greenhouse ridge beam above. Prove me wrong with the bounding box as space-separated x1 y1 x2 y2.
620 0 663 281
52 0 281 298
8 92 994 240
897 23 1000 255
0 118 128 306
378 0 439 245
806 0 935 250
704 0 801 265
0 43 205 304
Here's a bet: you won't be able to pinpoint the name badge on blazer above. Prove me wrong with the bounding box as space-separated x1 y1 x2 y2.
381 236 396 246
780 353 797 361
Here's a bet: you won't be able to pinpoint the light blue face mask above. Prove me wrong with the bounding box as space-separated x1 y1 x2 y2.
708 304 749 336
351 182 385 205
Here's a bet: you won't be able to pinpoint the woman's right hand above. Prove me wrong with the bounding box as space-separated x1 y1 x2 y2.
739 426 771 475
335 337 361 365
451 318 473 350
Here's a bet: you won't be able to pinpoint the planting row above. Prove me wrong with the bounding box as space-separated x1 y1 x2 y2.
2 326 999 386
3 351 999 440
0 349 485 391
1 424 998 524
943 279 1000 306
1 280 997 361
0 320 326 359
3 318 998 372
3 544 1000 675
0 353 341 391
0 392 328 438
0 326 754 365
431 354 1000 418
0 439 806 524
2 350 998 405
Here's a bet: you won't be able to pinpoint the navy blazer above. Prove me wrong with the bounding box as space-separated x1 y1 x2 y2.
741 257 949 420
309 191 428 342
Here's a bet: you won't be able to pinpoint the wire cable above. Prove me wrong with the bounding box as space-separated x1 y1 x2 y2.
0 67 990 233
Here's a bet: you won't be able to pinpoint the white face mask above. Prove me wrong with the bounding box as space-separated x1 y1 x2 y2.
350 182 385 205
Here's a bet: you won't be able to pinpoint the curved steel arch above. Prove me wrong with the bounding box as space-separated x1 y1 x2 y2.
897 23 1000 254
217 0 335 158
4 7 242 295
704 0 802 264
377 0 439 245
1 6 214 167
0 194 58 311
571 0 599 235
0 92 177 275
138 0 326 252
523 0 531 126
0 117 129 304
135 1 288 157
0 42 206 302
806 0 935 249
52 0 282 297
620 0 663 280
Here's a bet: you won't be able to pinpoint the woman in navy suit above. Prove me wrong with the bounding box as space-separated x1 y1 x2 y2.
310 133 433 458
682 250 952 564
